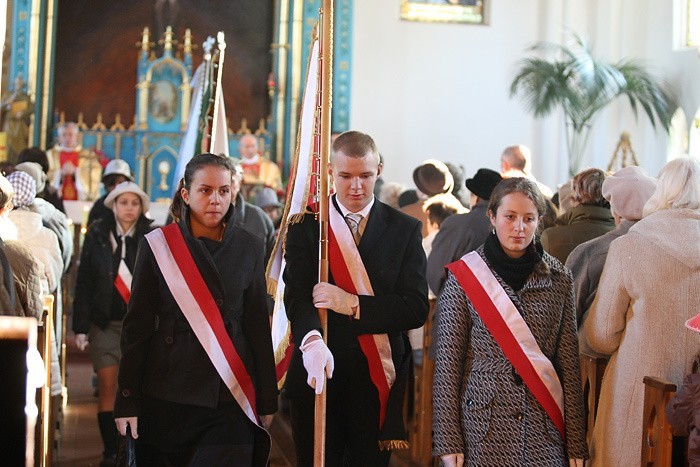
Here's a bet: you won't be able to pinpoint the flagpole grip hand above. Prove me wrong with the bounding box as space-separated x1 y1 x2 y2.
312 282 358 317
300 335 334 394
115 417 139 438
75 333 89 351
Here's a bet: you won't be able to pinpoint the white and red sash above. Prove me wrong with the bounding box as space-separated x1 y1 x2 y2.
446 251 566 439
327 200 396 428
110 232 133 304
114 260 132 304
145 223 261 427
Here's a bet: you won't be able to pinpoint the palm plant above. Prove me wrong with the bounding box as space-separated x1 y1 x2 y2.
510 34 678 176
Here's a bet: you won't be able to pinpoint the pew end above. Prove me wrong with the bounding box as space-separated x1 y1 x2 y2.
0 316 40 467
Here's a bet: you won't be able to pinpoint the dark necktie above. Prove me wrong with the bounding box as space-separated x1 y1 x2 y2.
345 213 363 245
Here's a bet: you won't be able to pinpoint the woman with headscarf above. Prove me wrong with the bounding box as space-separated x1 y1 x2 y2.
433 177 587 466
582 156 700 466
72 181 153 466
6 170 63 293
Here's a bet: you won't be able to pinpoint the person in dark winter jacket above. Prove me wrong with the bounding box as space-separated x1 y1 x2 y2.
73 181 153 466
114 154 277 467
540 168 615 264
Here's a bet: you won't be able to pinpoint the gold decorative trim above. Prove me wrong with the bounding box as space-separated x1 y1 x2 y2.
288 0 303 171
40 0 57 149
273 0 290 165
400 0 487 25
27 0 41 147
378 440 410 451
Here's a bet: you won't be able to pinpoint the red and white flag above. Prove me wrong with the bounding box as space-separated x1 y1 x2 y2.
266 34 321 388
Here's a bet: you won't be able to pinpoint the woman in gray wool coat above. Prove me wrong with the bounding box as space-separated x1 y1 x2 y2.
432 177 588 466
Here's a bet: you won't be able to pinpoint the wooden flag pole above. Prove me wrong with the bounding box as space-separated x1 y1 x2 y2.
315 1 333 466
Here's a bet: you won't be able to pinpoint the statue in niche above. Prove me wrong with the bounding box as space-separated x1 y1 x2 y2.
149 80 177 123
1 76 34 163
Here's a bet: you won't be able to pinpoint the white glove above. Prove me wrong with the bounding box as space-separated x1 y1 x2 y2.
569 459 584 467
313 282 358 316
75 333 89 351
300 337 334 394
115 416 139 438
441 453 464 467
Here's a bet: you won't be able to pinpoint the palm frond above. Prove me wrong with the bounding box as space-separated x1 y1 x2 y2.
616 60 678 131
510 33 678 174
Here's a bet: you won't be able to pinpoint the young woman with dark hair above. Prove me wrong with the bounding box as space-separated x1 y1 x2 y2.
114 153 277 466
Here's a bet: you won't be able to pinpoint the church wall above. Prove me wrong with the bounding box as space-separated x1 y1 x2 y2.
350 0 698 190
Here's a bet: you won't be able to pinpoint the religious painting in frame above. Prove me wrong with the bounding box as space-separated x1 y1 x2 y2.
400 0 487 25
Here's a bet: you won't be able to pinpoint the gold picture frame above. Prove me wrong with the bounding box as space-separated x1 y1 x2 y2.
400 0 487 25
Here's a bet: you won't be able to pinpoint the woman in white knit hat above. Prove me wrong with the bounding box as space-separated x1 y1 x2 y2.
72 181 152 466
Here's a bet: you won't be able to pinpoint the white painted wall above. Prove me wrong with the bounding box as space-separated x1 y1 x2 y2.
350 0 700 191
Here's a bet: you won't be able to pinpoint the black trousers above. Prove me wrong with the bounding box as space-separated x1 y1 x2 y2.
288 360 391 467
135 396 255 467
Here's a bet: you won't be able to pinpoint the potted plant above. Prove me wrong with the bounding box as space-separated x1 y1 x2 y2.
510 34 678 176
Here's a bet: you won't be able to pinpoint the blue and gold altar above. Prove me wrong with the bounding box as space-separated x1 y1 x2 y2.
5 0 354 203
60 27 272 203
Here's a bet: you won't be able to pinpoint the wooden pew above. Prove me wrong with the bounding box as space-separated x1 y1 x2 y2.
35 294 55 467
0 316 40 467
408 299 437 466
640 376 686 467
579 352 607 445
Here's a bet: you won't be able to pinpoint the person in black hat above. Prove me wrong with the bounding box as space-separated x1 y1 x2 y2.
426 168 502 295
401 159 460 238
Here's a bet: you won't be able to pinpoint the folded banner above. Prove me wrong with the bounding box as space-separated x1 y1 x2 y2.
447 251 565 439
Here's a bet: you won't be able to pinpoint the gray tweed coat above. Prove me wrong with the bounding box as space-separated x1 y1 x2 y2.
432 247 588 466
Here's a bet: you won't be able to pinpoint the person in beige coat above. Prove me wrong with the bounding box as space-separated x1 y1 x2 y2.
582 156 700 466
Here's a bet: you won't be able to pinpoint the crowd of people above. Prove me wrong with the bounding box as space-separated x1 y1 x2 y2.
0 121 698 467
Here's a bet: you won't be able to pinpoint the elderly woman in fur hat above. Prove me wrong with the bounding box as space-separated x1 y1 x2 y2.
72 181 153 466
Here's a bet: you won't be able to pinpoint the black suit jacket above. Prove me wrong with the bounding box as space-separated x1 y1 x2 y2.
282 198 429 438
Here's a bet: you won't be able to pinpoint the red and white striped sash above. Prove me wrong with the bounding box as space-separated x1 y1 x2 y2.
328 202 396 427
145 224 261 427
110 232 132 304
447 251 565 439
114 260 132 304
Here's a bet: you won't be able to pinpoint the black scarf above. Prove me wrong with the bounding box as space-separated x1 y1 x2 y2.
483 232 542 292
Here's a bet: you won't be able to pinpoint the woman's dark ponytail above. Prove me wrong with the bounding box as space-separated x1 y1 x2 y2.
169 177 187 222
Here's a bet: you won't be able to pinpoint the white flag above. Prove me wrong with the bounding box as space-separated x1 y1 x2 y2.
267 35 320 387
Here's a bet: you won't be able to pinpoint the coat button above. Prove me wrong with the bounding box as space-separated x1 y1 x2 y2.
122 389 130 397
515 412 524 421
466 399 474 407
165 336 173 344
215 298 224 307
